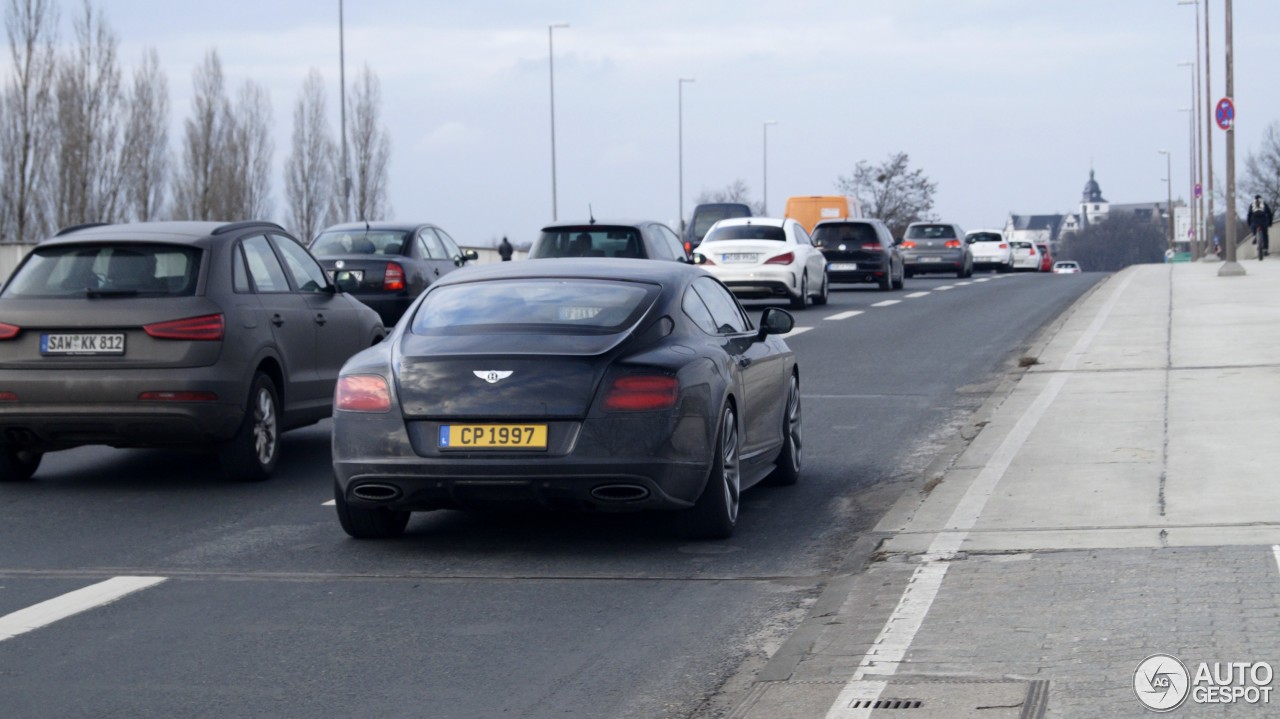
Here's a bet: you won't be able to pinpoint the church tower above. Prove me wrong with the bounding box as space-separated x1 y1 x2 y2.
1080 169 1109 226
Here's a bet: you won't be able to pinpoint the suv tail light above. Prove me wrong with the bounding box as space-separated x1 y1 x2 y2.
764 252 795 266
143 314 224 341
336 374 391 412
603 375 678 411
944 240 962 248
383 262 405 291
901 240 916 249
999 243 1008 249
0 322 18 340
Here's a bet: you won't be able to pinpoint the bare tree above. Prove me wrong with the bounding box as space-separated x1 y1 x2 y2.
284 69 337 241
694 179 764 214
172 49 231 220
1 0 58 242
121 47 168 221
222 79 273 219
1243 121 1280 213
347 65 391 221
835 152 937 238
52 0 126 229
1059 212 1165 271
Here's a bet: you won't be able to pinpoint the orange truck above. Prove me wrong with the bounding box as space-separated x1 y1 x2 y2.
784 195 862 233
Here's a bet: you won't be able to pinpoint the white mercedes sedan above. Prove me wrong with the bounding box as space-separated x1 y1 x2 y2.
693 217 829 310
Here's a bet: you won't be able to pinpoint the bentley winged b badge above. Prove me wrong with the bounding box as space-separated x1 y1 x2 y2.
473 370 514 384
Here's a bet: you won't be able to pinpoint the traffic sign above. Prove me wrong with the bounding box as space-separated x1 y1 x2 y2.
1195 182 1203 198
1216 97 1235 130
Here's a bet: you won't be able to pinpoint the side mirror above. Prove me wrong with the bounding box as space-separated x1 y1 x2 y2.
691 253 708 266
456 249 479 267
757 307 795 339
332 269 361 293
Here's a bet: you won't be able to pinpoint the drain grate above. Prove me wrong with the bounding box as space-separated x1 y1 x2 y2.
850 698 924 709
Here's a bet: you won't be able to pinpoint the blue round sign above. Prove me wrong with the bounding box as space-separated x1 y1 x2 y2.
1216 97 1235 130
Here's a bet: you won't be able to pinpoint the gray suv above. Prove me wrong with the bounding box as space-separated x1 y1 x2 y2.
0 221 385 482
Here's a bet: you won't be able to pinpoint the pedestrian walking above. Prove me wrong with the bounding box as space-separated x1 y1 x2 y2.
1247 195 1273 260
498 236 513 262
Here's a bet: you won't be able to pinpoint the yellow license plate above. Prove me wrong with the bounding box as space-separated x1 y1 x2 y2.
438 424 548 450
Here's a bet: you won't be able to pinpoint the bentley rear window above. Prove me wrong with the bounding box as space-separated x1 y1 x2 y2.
411 279 659 335
2 244 201 298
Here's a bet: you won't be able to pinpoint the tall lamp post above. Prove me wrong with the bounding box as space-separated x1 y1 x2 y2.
548 22 569 221
1179 105 1196 253
1159 149 1173 254
339 0 350 220
1178 60 1199 257
762 120 778 215
1219 0 1244 276
678 78 695 232
1178 0 1205 258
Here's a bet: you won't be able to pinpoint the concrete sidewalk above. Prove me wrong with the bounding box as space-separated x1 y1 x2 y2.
729 261 1280 718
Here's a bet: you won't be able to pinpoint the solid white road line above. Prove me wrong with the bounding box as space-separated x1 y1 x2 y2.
904 291 930 299
783 326 814 338
870 300 900 307
825 310 864 321
0 576 167 643
1273 545 1280 574
824 271 1139 718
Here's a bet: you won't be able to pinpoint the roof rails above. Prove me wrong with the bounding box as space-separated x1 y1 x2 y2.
54 222 110 237
211 221 286 236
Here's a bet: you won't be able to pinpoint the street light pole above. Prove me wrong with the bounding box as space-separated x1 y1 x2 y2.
1219 0 1244 276
339 0 350 220
548 23 569 222
1204 0 1216 257
678 78 695 232
1159 149 1173 254
1179 0 1205 259
762 120 778 215
1178 61 1198 257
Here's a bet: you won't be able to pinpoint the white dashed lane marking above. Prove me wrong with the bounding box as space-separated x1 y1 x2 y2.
782 326 814 338
322 500 336 506
904 291 930 298
956 281 972 286
934 285 955 291
870 300 900 307
0 576 167 643
825 310 864 321
973 278 990 283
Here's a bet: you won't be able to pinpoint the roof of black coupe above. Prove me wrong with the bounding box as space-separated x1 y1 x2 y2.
437 257 706 287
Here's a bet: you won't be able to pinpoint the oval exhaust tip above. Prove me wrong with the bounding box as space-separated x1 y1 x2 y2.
351 483 401 501
590 484 650 502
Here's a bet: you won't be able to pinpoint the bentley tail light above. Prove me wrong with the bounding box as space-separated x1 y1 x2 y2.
336 374 391 412
603 375 678 411
0 322 18 340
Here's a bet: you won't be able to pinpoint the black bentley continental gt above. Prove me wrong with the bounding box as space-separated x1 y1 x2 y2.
331 258 802 540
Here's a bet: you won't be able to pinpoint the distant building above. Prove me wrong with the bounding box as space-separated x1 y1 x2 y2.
1004 169 1179 252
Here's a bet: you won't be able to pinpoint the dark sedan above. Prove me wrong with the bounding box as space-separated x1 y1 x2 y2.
331 258 801 540
0 221 385 482
529 220 690 262
309 222 478 326
812 218 905 291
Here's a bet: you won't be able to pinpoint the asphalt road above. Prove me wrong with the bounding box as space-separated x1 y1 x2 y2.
0 270 1101 719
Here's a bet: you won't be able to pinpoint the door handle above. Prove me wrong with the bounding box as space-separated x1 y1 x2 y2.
434 267 441 276
314 313 327 326
271 314 284 327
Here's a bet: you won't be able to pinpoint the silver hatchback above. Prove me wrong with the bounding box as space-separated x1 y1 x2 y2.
901 222 973 278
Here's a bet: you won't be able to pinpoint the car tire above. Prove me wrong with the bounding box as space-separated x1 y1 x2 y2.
0 445 41 482
813 272 829 305
764 375 801 486
679 404 740 540
219 372 280 482
790 275 809 310
334 477 411 539
891 263 905 290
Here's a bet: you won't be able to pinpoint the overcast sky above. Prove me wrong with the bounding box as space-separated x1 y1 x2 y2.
34 1 1280 242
